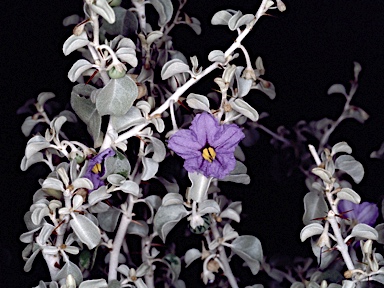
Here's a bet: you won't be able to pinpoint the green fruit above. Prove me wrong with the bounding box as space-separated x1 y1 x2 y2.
108 67 126 79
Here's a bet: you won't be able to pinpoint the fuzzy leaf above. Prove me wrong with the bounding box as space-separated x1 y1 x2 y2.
230 235 263 275
70 214 101 249
79 279 108 288
161 59 190 80
127 220 149 237
327 84 347 96
336 188 361 204
350 223 378 240
149 0 173 26
68 59 94 82
228 11 254 31
97 207 121 232
37 92 55 106
335 155 364 184
141 157 159 181
231 99 259 121
96 75 138 116
300 223 324 242
111 106 145 133
211 10 232 25
90 0 115 24
119 180 140 196
208 50 225 63
186 93 210 111
102 7 138 37
154 204 189 241
54 260 83 285
331 142 352 156
63 32 89 56
303 191 328 226
184 248 202 267
311 167 333 183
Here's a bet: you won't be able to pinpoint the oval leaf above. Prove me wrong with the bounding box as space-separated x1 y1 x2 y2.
300 223 324 242
161 59 190 80
70 214 101 249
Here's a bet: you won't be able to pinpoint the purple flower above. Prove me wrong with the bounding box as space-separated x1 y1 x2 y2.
84 148 115 191
168 112 244 179
338 200 379 227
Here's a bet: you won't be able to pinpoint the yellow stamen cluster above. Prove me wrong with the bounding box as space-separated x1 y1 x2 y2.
91 163 102 174
202 147 216 163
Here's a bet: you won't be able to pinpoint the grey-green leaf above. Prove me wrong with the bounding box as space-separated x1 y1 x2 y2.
54 260 83 286
336 188 361 204
68 59 94 82
211 10 232 25
127 220 149 237
186 93 210 111
96 75 138 116
111 106 145 133
335 155 364 184
141 157 159 181
208 50 226 63
327 84 347 96
149 0 173 27
231 99 259 121
331 142 352 156
154 204 189 242
97 207 121 232
230 235 263 275
63 32 89 56
70 214 101 249
350 223 378 240
79 279 108 288
90 0 115 24
302 191 328 226
161 59 190 80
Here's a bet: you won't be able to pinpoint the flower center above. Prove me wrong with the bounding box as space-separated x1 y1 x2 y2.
91 163 102 174
202 147 216 163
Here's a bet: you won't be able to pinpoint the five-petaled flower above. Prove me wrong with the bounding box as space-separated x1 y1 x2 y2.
167 112 244 179
338 200 379 227
84 148 115 191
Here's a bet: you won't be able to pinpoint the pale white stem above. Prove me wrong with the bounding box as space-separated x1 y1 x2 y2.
239 44 253 70
308 144 322 166
108 195 135 281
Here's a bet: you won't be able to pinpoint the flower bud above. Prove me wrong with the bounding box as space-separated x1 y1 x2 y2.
276 0 287 12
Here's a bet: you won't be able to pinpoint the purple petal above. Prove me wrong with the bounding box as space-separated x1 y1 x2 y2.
355 202 378 226
189 113 221 147
168 130 202 159
338 200 357 220
212 124 245 153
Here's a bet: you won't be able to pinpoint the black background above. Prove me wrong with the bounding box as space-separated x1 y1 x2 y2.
1 0 384 287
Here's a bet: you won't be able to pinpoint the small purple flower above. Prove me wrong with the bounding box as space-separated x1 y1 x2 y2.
338 200 379 227
168 112 244 179
84 148 115 191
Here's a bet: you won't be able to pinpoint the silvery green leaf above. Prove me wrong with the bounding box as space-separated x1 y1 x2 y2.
336 188 361 204
350 223 378 240
342 106 369 124
107 173 126 185
42 177 65 193
136 100 151 114
234 145 245 161
303 191 328 226
162 192 184 206
327 84 347 96
149 0 173 26
54 260 83 286
116 264 129 276
88 186 111 206
375 223 384 244
186 93 210 111
230 235 263 275
31 205 50 226
198 200 220 215
146 30 163 45
119 180 140 196
37 92 55 106
24 211 43 231
127 220 149 237
21 116 41 137
70 214 101 249
145 136 166 162
103 150 131 179
161 59 190 80
68 59 94 82
38 224 55 245
115 47 137 67
185 248 202 267
88 201 110 213
188 172 212 203
334 155 364 184
58 110 77 123
96 75 138 116
145 195 162 210
90 0 115 24
24 246 41 272
21 152 44 171
211 10 232 25
221 161 250 184
20 227 41 243
255 81 276 100
71 85 102 144
331 142 352 156
97 207 121 232
102 8 137 37
311 167 333 183
63 32 89 56
154 204 189 241
235 67 252 97
111 106 145 133
220 208 240 222
340 281 355 288
155 177 179 193
300 223 324 242
141 157 159 181
79 279 108 288
151 117 165 133
188 17 201 35
72 178 93 191
25 135 51 159
108 279 122 288
231 99 259 121
208 50 226 63
228 11 254 31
